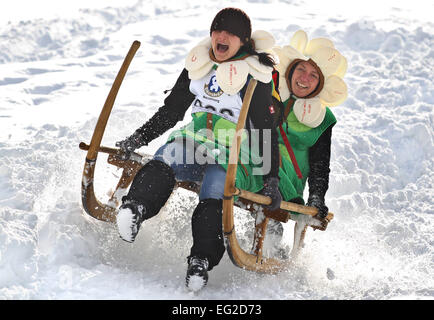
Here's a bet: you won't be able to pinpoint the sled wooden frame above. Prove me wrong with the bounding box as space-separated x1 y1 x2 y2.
79 41 334 274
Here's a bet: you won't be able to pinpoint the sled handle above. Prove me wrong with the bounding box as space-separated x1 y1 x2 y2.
85 40 141 161
79 142 144 163
223 79 257 236
222 79 289 273
81 41 141 222
80 142 120 155
232 187 334 221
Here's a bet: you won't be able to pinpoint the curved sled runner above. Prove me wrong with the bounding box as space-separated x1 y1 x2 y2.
79 41 334 274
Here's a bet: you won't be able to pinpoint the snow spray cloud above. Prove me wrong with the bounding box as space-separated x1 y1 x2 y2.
159 121 272 175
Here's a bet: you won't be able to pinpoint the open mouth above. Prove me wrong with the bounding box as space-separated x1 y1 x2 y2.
296 81 308 89
217 43 229 53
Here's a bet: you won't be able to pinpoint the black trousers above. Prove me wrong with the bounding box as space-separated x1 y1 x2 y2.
124 160 225 270
189 198 225 271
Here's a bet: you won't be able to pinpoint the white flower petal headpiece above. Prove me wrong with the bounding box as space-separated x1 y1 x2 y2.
273 30 348 127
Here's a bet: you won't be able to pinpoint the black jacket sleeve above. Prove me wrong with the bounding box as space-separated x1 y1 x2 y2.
244 80 280 180
133 68 194 145
307 125 333 201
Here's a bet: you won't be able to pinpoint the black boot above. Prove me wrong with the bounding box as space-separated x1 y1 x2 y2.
186 256 209 292
116 200 146 243
116 160 176 242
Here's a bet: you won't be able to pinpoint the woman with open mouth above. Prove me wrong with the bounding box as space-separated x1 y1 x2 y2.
114 7 282 292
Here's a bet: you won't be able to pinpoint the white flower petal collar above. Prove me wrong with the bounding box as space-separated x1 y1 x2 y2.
185 30 276 95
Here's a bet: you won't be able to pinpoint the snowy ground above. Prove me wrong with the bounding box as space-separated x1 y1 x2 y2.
0 0 432 300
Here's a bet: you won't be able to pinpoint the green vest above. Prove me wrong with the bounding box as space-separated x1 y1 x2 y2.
278 98 337 203
166 72 271 194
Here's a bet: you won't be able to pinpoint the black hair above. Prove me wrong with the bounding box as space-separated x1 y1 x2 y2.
242 41 276 68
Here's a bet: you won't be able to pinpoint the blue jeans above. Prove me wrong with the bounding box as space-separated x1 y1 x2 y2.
153 140 226 200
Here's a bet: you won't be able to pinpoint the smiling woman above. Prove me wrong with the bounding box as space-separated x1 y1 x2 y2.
270 29 348 223
290 61 321 98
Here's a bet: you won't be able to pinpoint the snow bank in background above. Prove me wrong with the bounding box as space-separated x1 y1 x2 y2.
0 0 433 299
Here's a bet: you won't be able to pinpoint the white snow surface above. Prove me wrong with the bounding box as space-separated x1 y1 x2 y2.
0 0 433 300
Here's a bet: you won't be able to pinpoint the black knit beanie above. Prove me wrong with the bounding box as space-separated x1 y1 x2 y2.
210 8 252 44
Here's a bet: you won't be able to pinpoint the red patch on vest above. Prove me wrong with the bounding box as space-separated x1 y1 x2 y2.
269 105 275 114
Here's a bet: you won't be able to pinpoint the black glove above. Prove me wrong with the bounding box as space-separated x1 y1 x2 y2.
115 131 147 160
307 194 329 218
261 177 282 211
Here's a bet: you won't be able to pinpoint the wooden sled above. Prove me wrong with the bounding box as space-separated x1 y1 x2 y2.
79 41 334 274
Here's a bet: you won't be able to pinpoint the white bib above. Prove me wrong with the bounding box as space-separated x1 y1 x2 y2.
189 69 243 124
